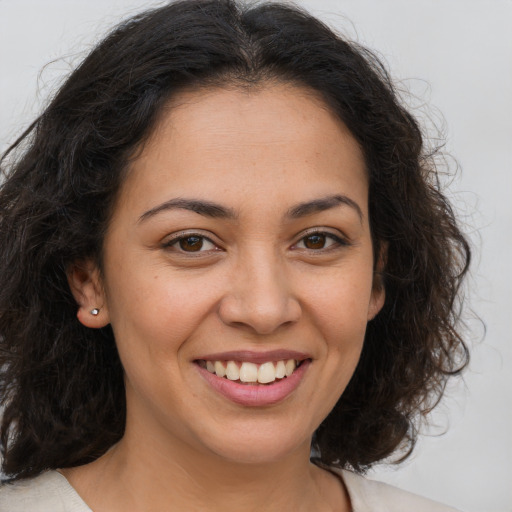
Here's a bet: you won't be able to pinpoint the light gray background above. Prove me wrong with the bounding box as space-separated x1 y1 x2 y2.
1 1 511 511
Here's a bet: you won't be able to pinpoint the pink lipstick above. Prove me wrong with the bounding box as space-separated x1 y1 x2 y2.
194 352 311 406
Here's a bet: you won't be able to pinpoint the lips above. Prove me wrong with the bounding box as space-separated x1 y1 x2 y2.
194 350 311 406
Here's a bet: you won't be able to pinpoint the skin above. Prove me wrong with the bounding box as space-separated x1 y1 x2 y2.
66 83 385 512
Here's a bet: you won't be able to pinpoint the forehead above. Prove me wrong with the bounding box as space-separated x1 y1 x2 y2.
118 83 368 219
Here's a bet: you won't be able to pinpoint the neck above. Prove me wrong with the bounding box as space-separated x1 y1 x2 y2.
108 435 316 511
62 426 346 512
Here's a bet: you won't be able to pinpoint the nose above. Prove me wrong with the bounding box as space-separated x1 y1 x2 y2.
218 248 302 335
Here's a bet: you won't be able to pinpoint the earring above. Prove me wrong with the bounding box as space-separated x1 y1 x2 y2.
90 308 100 316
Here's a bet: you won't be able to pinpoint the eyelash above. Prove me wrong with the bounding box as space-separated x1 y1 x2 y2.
162 230 349 254
162 232 219 254
292 231 349 252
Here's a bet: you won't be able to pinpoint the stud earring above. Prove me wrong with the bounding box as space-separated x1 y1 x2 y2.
90 308 100 316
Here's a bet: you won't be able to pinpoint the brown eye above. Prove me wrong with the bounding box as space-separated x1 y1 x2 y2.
303 234 327 249
295 232 345 251
162 233 220 256
178 236 204 252
165 234 217 253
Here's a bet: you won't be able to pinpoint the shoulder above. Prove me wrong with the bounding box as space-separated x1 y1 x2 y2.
332 468 463 512
0 470 91 512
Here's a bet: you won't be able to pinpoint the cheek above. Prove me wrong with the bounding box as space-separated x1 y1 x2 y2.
104 264 219 363
303 266 374 340
302 281 371 424
300 264 373 396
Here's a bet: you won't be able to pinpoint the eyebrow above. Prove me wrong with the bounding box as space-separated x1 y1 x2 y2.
287 194 363 222
138 194 363 223
139 198 237 222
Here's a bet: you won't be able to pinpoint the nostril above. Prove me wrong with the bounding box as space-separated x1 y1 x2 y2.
217 292 301 335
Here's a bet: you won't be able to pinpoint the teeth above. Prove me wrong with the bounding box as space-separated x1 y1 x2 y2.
239 362 258 383
285 359 295 377
203 358 301 383
275 360 286 379
226 361 239 380
214 361 226 378
258 362 276 383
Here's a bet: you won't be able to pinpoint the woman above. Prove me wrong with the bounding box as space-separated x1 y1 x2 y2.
0 1 470 510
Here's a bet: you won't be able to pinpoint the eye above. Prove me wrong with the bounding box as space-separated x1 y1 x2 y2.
294 232 345 250
164 234 218 253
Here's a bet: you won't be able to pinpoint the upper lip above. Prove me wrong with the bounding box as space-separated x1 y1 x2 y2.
195 350 311 364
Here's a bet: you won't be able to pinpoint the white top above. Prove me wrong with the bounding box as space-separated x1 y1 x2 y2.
0 468 462 511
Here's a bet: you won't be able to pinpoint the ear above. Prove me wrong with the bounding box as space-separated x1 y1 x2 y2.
367 242 387 321
67 259 110 328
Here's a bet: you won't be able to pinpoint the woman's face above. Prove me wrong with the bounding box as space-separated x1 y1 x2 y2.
74 83 384 464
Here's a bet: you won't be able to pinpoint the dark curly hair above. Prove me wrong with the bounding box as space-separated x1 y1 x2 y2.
0 0 470 480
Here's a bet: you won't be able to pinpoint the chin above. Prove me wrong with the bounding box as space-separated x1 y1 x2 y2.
200 420 313 465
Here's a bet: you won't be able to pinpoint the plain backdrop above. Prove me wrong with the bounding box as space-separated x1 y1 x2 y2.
1 1 511 511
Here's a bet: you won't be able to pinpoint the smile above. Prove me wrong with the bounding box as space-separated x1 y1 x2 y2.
197 359 301 384
195 353 311 406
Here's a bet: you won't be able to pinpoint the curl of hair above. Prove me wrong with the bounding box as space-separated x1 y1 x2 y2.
0 0 470 479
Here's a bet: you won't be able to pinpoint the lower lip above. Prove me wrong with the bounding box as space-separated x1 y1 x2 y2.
196 360 311 407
